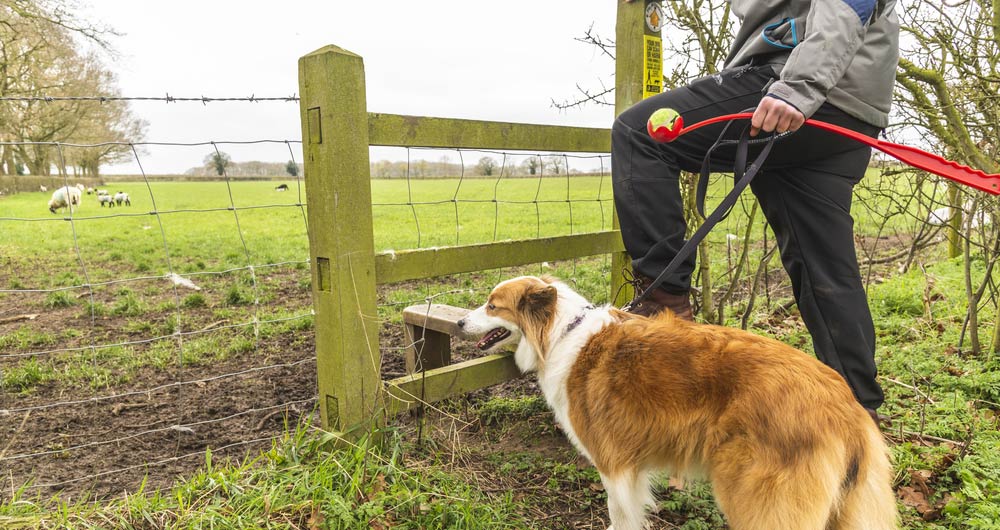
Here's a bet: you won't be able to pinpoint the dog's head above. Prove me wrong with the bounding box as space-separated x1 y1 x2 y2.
458 275 561 370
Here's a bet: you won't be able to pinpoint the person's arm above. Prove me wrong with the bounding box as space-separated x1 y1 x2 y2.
752 0 878 135
767 0 878 118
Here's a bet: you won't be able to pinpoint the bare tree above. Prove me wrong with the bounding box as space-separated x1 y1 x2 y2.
893 0 1000 353
205 151 232 176
477 156 498 177
545 155 565 175
556 0 737 322
0 1 139 177
523 156 540 176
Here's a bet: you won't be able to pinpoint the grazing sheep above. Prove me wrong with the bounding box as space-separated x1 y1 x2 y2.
48 186 82 213
928 203 992 229
39 185 48 192
275 183 289 192
86 187 94 195
96 189 109 196
98 194 114 207
114 191 131 206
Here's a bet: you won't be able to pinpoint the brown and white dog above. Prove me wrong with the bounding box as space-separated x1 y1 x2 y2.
458 275 897 530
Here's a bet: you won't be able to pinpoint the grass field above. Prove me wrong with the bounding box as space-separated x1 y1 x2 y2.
2 173 1000 528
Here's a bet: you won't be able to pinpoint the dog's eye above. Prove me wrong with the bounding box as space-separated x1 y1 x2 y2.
487 303 496 311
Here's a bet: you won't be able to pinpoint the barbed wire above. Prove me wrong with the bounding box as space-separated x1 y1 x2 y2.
1 131 616 498
0 139 301 148
0 94 299 103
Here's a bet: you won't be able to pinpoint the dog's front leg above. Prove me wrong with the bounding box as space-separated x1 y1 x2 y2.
600 468 653 530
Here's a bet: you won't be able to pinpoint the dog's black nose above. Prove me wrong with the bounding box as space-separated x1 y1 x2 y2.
456 318 466 329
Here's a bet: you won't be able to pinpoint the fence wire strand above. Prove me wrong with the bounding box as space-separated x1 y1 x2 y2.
2 99 613 500
1 126 314 497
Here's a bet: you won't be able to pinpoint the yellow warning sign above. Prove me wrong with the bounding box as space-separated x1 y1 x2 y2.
642 34 662 99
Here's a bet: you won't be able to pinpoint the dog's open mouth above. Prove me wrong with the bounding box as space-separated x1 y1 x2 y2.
476 327 511 350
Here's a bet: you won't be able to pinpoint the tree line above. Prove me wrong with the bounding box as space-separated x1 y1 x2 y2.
0 1 144 178
371 155 583 179
181 152 603 179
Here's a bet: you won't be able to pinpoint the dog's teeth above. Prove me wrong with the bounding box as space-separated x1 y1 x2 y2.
476 327 509 350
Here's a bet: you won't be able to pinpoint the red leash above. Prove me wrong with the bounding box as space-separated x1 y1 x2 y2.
648 111 1000 195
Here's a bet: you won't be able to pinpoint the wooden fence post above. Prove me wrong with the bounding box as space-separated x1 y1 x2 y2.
298 45 382 435
611 0 662 306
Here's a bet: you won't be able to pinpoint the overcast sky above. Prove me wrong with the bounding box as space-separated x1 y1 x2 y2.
79 1 620 174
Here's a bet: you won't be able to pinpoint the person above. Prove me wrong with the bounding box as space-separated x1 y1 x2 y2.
612 0 899 421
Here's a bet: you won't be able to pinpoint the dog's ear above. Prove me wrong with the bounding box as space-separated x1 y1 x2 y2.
520 282 557 311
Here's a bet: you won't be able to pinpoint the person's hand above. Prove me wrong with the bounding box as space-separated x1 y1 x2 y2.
750 97 805 137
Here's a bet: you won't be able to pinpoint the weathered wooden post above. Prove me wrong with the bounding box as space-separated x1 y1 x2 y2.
298 45 381 435
611 0 663 306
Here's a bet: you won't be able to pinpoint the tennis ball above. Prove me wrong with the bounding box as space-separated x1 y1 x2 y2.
646 108 684 142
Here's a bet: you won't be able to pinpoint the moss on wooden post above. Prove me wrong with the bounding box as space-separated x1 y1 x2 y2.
298 45 381 435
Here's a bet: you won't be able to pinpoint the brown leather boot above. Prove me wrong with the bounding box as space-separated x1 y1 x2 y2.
623 272 693 321
865 407 891 430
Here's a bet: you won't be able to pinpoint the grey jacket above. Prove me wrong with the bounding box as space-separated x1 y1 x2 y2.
724 0 898 128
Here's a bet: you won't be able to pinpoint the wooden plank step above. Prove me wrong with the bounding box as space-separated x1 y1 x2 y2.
401 304 471 374
402 304 470 335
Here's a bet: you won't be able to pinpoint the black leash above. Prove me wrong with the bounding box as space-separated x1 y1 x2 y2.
623 121 784 311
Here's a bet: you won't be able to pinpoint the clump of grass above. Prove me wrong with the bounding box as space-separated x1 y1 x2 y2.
0 326 56 350
82 300 108 317
43 290 76 308
477 396 547 426
225 286 254 306
227 337 255 355
112 290 147 317
124 319 153 334
181 293 206 308
2 358 53 393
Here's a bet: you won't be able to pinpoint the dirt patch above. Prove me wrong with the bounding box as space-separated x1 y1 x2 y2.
1 248 916 514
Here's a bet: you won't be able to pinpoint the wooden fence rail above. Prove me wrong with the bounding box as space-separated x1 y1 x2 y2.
298 0 660 436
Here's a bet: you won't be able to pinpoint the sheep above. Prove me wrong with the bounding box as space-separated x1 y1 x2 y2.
39 184 48 192
96 189 109 196
114 191 131 206
275 184 289 192
98 193 114 208
75 183 85 192
86 187 95 195
927 201 992 229
48 186 82 214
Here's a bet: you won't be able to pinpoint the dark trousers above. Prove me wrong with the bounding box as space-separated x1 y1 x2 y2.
612 64 885 410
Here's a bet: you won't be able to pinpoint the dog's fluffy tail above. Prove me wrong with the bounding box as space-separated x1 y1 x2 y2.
831 423 899 530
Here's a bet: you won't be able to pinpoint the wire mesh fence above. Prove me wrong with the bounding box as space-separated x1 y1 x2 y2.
2 93 977 506
0 95 319 499
0 94 622 501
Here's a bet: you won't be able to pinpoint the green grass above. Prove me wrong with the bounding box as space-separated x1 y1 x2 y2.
0 424 533 530
3 172 1000 528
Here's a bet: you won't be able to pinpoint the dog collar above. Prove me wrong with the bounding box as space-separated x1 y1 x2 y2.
564 305 596 336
